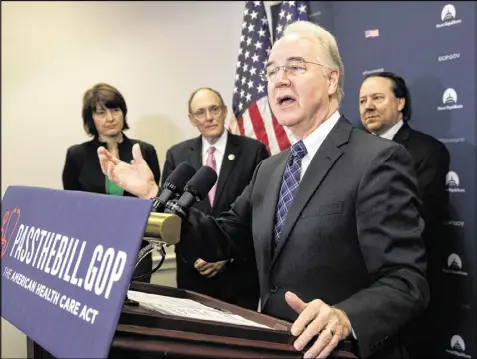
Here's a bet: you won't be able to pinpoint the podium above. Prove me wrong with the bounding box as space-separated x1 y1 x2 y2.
28 281 357 358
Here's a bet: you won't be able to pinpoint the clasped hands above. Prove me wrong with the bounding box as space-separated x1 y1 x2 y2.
194 258 228 278
286 292 352 359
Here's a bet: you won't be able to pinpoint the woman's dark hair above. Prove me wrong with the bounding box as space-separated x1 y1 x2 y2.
364 71 412 121
82 83 129 136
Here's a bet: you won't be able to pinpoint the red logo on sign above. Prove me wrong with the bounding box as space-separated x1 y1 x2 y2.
1 208 21 259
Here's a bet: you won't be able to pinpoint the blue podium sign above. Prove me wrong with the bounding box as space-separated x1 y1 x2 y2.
1 186 153 358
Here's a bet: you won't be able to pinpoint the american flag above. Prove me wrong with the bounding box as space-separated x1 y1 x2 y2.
230 1 291 155
274 0 310 41
230 1 311 155
365 29 380 38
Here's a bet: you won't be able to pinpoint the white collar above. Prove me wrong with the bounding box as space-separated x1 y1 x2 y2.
202 130 228 156
377 119 404 140
296 110 341 160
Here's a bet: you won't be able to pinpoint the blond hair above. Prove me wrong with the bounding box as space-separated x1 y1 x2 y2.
283 21 345 103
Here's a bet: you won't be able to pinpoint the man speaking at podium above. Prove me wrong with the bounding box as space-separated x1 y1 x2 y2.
98 21 429 359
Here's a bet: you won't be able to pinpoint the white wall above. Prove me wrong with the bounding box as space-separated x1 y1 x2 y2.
1 1 250 357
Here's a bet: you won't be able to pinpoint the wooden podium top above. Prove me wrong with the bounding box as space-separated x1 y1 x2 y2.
110 282 357 359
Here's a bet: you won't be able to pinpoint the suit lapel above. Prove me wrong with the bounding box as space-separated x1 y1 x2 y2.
270 117 352 268
392 121 411 147
260 151 290 269
188 136 203 171
188 136 212 209
213 133 240 208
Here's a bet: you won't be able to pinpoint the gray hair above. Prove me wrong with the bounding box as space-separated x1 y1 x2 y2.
283 21 345 103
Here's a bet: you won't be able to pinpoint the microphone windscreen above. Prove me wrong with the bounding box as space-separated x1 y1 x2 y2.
186 166 218 200
163 162 196 193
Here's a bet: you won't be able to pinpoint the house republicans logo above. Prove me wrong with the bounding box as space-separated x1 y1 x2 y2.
446 335 471 358
438 89 463 111
446 171 465 193
1 208 21 259
443 253 468 276
436 4 462 28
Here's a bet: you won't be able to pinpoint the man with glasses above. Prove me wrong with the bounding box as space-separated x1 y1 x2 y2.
99 22 428 359
161 87 269 310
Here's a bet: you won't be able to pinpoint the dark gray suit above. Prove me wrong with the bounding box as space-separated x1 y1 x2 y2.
181 116 429 359
163 132 269 310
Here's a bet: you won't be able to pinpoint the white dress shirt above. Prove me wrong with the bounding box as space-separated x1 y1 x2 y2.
377 119 404 140
202 130 228 177
292 110 341 180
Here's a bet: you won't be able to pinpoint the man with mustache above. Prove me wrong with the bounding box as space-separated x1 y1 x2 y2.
359 71 450 358
98 21 429 359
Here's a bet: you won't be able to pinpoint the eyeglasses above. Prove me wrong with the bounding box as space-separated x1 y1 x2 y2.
191 105 223 119
260 59 326 82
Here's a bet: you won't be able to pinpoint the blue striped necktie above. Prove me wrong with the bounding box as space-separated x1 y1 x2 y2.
273 140 307 248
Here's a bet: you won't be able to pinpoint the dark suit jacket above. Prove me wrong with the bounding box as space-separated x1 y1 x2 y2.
392 122 450 252
62 134 161 282
181 117 429 359
162 131 269 310
391 122 450 357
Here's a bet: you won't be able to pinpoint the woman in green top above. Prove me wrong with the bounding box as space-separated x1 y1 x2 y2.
62 83 161 282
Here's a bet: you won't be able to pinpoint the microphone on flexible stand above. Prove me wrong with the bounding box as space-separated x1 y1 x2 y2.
130 162 196 283
125 166 217 306
164 165 218 219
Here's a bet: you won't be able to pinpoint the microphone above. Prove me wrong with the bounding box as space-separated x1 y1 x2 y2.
165 166 218 219
152 162 196 212
130 166 216 286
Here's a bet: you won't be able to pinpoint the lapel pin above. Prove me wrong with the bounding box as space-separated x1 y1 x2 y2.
228 154 235 161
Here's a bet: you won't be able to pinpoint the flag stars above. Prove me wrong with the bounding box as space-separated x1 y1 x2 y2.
254 41 263 50
298 4 307 13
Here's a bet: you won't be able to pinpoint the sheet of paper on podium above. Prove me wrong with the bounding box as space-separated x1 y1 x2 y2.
127 290 272 329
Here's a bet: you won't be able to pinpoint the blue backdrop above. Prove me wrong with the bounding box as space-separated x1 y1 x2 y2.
271 1 476 357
